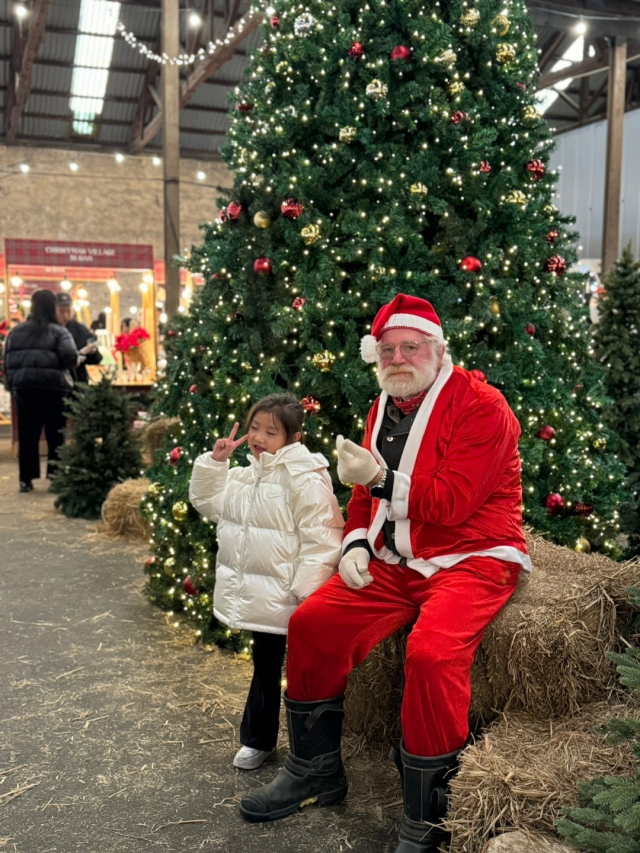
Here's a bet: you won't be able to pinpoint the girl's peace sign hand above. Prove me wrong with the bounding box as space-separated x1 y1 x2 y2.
211 422 248 462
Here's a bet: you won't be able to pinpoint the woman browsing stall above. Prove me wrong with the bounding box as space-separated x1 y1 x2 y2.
189 393 344 770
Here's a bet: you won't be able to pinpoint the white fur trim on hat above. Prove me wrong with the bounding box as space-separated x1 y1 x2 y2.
360 334 378 363
381 312 443 341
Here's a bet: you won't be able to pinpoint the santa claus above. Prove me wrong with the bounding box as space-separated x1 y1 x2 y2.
240 294 531 852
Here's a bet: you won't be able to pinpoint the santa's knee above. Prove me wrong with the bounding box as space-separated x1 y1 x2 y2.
404 634 468 684
288 595 334 656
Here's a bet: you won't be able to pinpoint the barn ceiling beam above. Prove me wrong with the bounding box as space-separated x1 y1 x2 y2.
6 0 51 143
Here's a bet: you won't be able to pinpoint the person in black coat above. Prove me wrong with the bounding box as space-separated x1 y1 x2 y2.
4 289 79 492
56 293 103 384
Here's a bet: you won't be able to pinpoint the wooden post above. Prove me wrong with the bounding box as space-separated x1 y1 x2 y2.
602 37 627 274
162 0 181 319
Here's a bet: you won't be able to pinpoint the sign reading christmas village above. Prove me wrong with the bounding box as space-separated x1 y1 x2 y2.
5 239 154 270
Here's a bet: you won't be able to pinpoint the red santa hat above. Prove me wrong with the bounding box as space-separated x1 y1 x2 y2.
360 293 443 362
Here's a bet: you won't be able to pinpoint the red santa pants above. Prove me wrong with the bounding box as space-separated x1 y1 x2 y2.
286 555 519 757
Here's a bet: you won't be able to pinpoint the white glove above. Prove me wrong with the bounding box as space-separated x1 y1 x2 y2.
339 547 374 589
336 435 381 487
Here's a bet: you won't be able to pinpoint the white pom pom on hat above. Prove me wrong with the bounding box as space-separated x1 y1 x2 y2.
360 335 378 363
360 293 443 362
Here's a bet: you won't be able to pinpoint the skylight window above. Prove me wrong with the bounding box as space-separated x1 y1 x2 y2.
537 37 584 116
70 0 121 135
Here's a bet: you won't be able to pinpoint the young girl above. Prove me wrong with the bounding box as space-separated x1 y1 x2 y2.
189 393 344 770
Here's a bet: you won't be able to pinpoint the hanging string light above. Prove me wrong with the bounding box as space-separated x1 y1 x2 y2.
116 5 261 66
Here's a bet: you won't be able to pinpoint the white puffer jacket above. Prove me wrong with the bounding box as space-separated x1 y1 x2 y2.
189 442 344 634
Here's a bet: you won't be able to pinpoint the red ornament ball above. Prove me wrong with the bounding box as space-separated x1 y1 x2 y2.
544 493 565 515
469 369 487 383
460 256 482 273
167 329 176 338
281 198 305 219
480 160 492 173
516 82 526 90
390 45 411 61
189 384 198 394
227 201 243 221
219 207 227 222
450 110 469 125
292 296 306 310
545 255 567 276
526 159 545 181
546 230 559 244
300 395 321 414
236 102 253 113
348 41 364 58
525 323 536 336
183 576 199 596
537 425 556 441
145 556 156 568
169 446 182 467
573 502 594 518
254 257 272 275
270 14 280 27
573 383 584 393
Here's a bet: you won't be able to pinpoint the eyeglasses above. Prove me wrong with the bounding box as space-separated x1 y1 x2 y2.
376 341 427 361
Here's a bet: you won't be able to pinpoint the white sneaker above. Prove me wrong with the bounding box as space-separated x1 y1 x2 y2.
233 746 274 770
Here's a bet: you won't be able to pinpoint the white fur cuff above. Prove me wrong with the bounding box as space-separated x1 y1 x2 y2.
360 335 377 363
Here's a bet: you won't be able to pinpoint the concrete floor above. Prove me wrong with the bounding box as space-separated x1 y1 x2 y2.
0 439 400 853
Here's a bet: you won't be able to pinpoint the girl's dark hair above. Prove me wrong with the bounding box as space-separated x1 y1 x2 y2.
30 289 58 327
245 393 305 444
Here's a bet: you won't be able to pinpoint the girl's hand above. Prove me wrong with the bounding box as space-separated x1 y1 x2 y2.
211 422 248 462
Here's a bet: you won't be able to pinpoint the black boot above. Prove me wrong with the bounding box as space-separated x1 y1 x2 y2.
390 742 460 853
239 693 348 822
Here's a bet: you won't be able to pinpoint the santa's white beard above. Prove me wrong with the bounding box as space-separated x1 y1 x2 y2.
378 359 439 399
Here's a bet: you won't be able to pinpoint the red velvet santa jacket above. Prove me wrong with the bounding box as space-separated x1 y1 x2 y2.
343 362 531 577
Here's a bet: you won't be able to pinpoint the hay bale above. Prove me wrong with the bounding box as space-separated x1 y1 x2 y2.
447 700 637 853
343 533 640 743
483 831 577 853
101 478 151 540
140 417 180 463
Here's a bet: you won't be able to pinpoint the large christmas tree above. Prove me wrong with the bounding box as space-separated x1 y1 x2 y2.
593 244 640 490
143 0 628 644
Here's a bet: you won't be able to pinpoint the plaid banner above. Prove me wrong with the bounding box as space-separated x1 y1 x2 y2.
5 239 154 270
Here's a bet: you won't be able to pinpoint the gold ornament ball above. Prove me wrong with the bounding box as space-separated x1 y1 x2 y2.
276 61 289 73
593 437 607 450
575 536 591 554
544 203 557 216
164 557 176 577
148 482 164 498
254 211 272 229
301 224 321 245
311 350 336 372
366 79 388 100
435 48 457 66
339 126 357 143
264 81 276 95
410 182 429 197
505 189 526 206
172 501 189 522
448 80 465 96
490 296 500 315
496 43 516 64
493 14 510 36
460 8 480 27
523 105 539 121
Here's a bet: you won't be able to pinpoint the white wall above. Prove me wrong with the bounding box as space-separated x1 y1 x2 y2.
549 110 640 261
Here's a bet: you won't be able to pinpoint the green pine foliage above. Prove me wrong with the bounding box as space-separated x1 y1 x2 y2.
557 588 640 853
50 375 143 519
593 245 640 489
142 0 628 643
